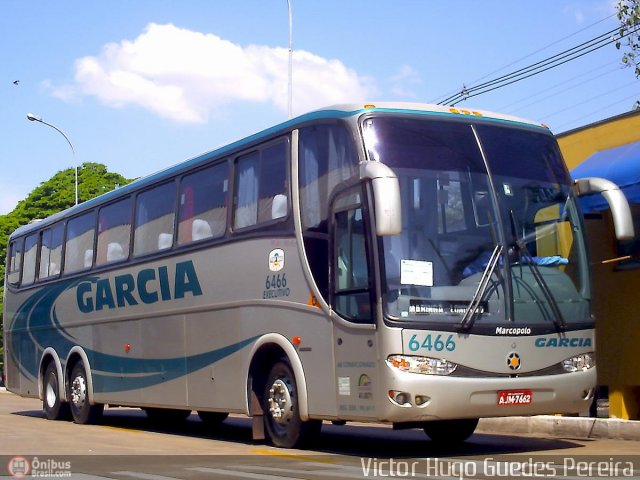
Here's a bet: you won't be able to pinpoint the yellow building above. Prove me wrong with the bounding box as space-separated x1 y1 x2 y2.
557 109 640 420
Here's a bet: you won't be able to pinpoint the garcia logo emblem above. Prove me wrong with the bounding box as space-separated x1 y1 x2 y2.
268 248 285 272
507 352 521 370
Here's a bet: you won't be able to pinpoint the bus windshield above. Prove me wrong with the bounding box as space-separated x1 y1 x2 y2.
364 116 590 332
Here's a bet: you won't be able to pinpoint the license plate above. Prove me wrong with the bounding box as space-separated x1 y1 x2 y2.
497 389 532 406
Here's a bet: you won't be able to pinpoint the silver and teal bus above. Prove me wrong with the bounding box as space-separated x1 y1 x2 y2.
3 103 634 448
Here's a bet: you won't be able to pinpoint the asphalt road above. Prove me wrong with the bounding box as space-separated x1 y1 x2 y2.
1 389 639 479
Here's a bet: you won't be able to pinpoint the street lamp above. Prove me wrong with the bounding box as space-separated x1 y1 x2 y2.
26 113 78 206
287 0 293 119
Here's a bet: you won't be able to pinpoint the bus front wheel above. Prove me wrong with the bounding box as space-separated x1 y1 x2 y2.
43 362 70 421
423 418 479 444
68 361 103 424
263 361 320 448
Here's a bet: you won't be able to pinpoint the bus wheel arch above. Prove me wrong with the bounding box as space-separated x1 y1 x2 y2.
39 349 70 420
39 348 65 402
65 347 96 406
65 347 103 424
246 334 309 421
247 334 321 447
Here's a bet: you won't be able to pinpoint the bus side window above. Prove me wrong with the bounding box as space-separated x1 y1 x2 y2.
133 182 176 256
64 211 97 274
178 162 229 245
234 152 259 229
7 239 23 286
258 142 288 223
20 233 39 286
97 197 132 266
299 124 358 300
39 223 64 280
332 186 374 323
234 139 289 231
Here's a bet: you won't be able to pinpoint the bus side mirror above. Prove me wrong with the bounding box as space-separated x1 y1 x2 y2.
359 161 402 236
574 177 635 241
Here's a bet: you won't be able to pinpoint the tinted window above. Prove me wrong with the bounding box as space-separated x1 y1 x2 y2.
64 212 96 274
22 233 39 286
134 182 176 256
7 240 23 286
258 142 288 223
298 124 358 299
97 198 132 265
233 139 289 230
234 152 260 229
178 163 228 244
39 223 64 279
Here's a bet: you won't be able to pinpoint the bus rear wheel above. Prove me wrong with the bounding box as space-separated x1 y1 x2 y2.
43 362 70 420
423 418 479 444
68 361 103 424
263 361 321 448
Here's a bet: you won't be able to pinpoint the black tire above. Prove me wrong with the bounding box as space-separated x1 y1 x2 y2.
197 410 229 426
145 408 192 424
423 418 479 444
68 361 103 424
263 361 321 448
42 362 70 420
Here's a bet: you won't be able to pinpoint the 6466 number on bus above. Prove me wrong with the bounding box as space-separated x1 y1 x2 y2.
265 274 287 290
407 333 456 352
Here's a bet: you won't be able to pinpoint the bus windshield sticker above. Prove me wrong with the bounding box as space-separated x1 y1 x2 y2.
400 259 433 287
409 300 488 315
268 248 285 272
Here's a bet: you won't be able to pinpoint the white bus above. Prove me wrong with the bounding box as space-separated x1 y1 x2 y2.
3 103 634 448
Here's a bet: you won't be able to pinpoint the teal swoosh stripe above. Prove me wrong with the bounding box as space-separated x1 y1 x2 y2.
91 336 258 393
10 278 258 393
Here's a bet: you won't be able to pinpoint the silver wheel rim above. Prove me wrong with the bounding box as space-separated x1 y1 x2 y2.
45 376 57 409
70 375 87 409
268 378 293 425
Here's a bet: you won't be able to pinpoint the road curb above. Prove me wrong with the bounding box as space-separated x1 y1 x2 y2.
478 416 640 441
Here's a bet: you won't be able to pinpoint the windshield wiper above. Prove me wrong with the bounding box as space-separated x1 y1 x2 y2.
508 210 567 332
458 243 502 332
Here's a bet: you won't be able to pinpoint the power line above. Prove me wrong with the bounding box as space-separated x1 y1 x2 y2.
438 26 630 105
496 59 617 112
430 13 617 104
501 62 620 114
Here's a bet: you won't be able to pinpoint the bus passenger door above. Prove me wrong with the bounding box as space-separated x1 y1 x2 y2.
330 186 379 420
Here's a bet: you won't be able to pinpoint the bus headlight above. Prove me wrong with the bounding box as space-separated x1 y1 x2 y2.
562 352 595 372
386 355 457 375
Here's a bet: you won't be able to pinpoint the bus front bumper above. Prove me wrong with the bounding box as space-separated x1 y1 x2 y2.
379 367 596 423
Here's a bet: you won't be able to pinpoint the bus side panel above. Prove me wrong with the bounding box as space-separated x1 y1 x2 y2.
4 288 40 398
140 313 188 407
89 319 142 405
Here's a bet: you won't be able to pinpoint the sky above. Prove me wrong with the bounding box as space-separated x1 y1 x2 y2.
1 0 638 215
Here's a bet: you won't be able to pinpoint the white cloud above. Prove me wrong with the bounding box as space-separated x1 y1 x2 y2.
48 23 377 122
387 64 423 99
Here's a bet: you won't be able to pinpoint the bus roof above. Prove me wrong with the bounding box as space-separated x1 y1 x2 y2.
9 102 547 239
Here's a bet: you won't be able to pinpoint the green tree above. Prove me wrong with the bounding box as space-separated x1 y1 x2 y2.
616 0 640 78
0 163 133 379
